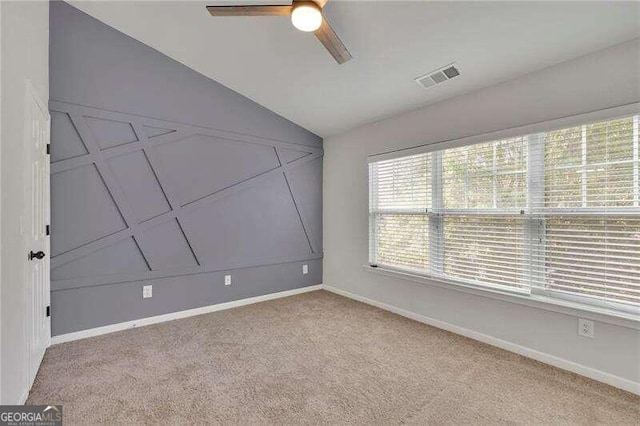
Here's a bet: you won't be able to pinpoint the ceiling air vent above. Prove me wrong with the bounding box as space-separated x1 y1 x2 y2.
415 64 460 89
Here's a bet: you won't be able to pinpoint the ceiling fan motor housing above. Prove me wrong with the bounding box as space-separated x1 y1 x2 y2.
291 1 323 32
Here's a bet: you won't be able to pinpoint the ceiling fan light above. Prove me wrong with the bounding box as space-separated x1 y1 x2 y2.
291 2 322 32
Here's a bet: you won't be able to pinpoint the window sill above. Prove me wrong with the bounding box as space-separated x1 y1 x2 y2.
362 265 640 330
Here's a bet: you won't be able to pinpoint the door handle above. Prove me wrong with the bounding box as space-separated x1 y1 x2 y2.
28 250 46 261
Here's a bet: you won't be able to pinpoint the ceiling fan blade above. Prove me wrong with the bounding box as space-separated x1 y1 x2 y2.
314 18 352 64
206 5 292 16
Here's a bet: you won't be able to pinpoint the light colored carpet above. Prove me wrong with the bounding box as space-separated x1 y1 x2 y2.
28 290 639 424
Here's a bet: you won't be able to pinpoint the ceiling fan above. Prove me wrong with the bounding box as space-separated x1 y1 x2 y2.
206 0 352 64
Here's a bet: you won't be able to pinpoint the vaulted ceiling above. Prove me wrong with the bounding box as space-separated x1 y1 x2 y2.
69 1 640 137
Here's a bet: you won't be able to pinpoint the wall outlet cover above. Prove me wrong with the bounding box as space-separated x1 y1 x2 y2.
578 318 594 338
225 275 232 286
142 285 152 299
302 264 309 275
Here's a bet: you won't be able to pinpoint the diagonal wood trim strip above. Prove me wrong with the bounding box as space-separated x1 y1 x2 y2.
276 147 317 254
50 227 134 269
50 128 191 174
130 120 202 267
49 100 323 153
67 113 153 271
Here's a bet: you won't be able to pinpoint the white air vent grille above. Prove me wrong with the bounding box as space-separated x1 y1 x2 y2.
416 75 435 88
429 71 448 84
415 63 460 89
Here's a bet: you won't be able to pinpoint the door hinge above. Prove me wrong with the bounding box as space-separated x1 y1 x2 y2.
46 224 50 236
46 306 50 317
46 144 50 155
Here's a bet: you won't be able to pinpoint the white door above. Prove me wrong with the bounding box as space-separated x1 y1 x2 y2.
22 81 51 387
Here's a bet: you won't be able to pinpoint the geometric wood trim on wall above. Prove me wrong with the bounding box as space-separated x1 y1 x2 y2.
50 100 323 291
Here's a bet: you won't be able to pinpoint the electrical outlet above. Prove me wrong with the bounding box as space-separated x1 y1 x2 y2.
302 264 309 275
224 275 232 286
142 285 153 299
578 318 594 338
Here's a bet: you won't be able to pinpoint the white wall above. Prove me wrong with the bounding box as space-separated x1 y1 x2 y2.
0 0 3 405
323 38 640 391
0 0 49 405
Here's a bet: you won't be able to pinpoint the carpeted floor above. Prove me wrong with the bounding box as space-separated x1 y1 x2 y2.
28 290 639 424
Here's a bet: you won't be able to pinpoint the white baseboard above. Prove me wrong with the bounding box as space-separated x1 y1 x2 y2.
49 282 639 396
51 284 323 345
323 285 640 396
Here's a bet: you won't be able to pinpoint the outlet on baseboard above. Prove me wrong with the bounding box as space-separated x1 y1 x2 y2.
224 275 232 286
578 318 594 338
302 264 308 275
142 285 152 299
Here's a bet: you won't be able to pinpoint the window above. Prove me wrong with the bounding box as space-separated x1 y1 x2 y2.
369 153 431 272
439 138 528 291
534 117 640 308
369 115 640 313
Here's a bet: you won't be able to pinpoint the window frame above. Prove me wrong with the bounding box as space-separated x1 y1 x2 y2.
368 103 640 319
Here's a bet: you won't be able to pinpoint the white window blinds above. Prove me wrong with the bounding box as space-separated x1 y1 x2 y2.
369 153 431 272
530 116 640 307
369 114 640 312
437 138 528 291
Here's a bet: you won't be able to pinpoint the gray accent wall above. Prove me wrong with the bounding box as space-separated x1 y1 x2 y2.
49 1 323 336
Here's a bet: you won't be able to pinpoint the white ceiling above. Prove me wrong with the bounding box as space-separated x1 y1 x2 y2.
69 1 640 137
